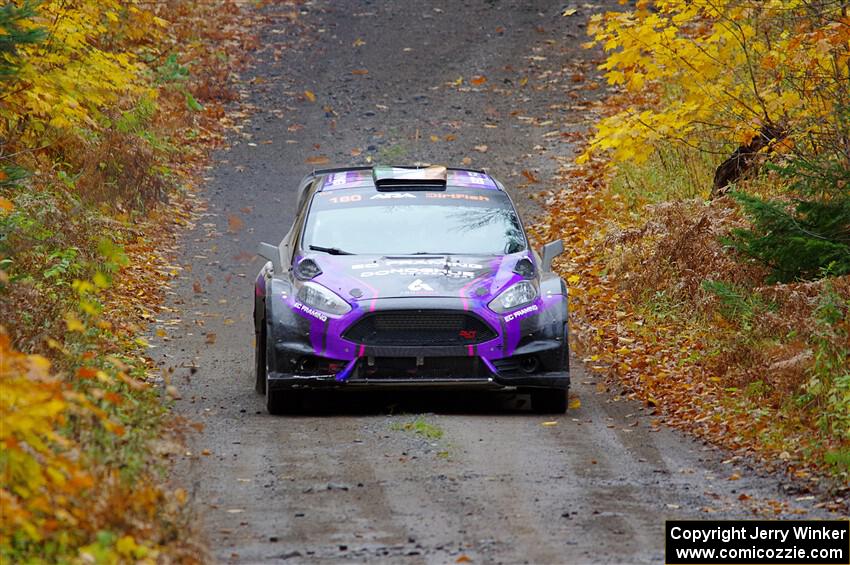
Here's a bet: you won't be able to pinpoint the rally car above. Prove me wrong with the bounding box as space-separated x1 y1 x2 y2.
254 165 569 414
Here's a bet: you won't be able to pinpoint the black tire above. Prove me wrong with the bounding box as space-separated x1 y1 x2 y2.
530 387 568 414
254 320 266 395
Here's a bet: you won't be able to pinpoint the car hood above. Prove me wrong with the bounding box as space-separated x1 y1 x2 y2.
307 253 532 303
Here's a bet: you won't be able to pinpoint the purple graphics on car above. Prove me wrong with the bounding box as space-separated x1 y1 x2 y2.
254 165 569 414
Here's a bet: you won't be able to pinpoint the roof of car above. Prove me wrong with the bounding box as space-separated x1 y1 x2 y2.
314 165 501 192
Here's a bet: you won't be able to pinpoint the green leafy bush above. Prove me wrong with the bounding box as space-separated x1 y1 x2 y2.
728 156 850 283
804 281 850 445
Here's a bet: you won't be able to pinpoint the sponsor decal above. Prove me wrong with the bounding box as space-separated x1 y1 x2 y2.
360 267 475 279
408 279 434 291
459 329 477 340
370 192 417 199
293 301 328 322
326 194 362 204
503 303 538 323
327 173 348 186
351 259 483 269
425 193 490 201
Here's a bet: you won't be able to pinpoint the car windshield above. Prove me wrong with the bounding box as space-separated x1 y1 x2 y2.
301 188 526 255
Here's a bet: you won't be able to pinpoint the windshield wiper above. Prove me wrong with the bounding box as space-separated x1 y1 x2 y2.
308 245 354 256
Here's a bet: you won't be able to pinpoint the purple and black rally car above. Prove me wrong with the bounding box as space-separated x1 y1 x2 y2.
254 165 569 414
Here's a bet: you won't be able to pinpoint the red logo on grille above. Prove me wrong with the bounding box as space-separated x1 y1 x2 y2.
459 330 477 340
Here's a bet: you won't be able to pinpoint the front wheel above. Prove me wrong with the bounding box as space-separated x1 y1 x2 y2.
530 387 568 414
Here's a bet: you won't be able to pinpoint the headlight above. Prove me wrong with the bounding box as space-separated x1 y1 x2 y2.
488 281 538 313
297 281 351 316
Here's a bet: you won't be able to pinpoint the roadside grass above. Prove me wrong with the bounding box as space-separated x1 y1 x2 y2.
377 142 409 163
391 417 445 441
390 417 453 459
608 145 715 208
0 0 256 560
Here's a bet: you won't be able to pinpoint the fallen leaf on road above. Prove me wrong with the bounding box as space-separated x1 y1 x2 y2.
470 75 487 86
562 8 578 16
353 38 366 47
541 421 558 427
430 135 439 142
462 157 472 165
304 90 316 102
351 69 369 75
350 148 362 157
205 332 217 344
305 155 330 165
226 509 244 514
227 215 244 233
728 473 741 481
193 281 203 293
444 134 456 141
521 169 540 183
456 556 472 564
569 397 581 409
474 144 488 153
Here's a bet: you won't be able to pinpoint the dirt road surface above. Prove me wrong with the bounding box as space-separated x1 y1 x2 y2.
156 2 835 563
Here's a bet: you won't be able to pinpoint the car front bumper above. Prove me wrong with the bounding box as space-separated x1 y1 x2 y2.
266 338 569 392
265 293 569 391
267 371 569 391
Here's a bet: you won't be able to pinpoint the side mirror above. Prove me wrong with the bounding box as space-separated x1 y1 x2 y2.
540 239 565 272
257 242 282 272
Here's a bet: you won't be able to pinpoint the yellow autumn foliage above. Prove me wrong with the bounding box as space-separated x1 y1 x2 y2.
581 0 850 165
1 1 190 560
1 0 166 143
0 330 95 545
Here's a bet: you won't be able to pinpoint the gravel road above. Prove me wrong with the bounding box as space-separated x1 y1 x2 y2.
157 2 834 563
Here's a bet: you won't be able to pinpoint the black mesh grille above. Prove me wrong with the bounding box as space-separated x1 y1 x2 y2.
343 310 497 346
359 357 488 379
